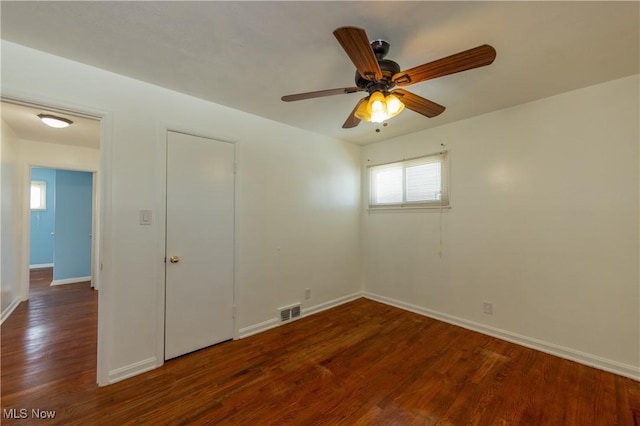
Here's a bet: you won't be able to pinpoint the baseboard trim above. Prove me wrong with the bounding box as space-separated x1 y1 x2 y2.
30 263 54 269
364 292 640 381
50 276 91 286
238 291 364 339
108 357 157 384
238 318 280 339
1 297 21 325
302 291 362 318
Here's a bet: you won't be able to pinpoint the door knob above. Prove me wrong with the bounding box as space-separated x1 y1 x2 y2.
169 255 180 264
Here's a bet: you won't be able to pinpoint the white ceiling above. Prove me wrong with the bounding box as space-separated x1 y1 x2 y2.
1 101 100 149
1 1 638 146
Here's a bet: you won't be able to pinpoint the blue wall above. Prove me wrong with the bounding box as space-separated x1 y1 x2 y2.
29 168 56 266
53 170 93 281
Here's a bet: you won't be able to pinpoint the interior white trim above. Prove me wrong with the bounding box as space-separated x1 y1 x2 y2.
50 276 92 286
2 96 103 121
108 357 157 384
29 263 54 269
364 292 640 381
238 318 280 339
238 292 364 339
301 292 362 318
1 298 21 325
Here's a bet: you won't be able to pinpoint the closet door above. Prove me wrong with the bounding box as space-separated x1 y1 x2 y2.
165 131 234 360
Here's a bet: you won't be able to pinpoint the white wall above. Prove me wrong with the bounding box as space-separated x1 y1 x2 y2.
362 75 639 378
1 41 362 384
20 139 100 171
0 119 23 322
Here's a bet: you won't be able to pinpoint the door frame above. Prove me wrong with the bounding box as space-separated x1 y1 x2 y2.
156 126 238 364
2 93 112 386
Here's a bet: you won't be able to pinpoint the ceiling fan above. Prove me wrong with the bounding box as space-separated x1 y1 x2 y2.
281 26 496 129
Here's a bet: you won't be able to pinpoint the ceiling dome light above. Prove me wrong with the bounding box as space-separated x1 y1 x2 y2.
38 114 73 128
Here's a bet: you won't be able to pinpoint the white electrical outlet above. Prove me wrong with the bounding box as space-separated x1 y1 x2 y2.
483 302 493 315
305 288 311 300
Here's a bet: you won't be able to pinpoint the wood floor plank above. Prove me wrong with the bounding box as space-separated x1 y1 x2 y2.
2 269 638 424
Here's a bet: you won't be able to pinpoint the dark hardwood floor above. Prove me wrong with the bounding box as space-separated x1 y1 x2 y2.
1 269 638 425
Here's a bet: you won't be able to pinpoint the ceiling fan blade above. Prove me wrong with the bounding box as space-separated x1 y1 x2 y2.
342 97 368 128
333 26 383 81
392 44 496 86
281 87 361 102
393 89 446 118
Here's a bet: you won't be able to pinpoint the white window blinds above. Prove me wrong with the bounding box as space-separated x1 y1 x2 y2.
371 164 403 204
369 151 448 208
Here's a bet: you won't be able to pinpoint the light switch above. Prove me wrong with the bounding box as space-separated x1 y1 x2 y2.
140 210 152 225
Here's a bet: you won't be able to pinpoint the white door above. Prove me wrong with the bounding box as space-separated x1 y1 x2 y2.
165 131 235 360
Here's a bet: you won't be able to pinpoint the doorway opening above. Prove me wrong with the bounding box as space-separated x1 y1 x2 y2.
1 98 103 385
29 167 95 289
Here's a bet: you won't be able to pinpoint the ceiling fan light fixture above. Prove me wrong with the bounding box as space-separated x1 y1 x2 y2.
354 96 371 121
385 93 405 118
370 110 387 123
357 91 405 123
368 91 386 115
37 114 73 128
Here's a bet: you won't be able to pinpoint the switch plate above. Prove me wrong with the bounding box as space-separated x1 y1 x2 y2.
139 210 152 225
483 302 493 315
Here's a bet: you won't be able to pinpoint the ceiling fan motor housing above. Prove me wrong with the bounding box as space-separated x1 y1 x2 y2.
355 52 401 94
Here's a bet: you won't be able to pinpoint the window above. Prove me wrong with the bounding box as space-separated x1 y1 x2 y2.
30 181 46 211
369 151 449 208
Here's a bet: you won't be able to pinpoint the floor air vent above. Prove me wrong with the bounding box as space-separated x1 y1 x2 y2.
279 304 301 323
280 308 291 322
291 305 301 319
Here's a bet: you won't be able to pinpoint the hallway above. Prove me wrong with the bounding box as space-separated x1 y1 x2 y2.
1 268 97 402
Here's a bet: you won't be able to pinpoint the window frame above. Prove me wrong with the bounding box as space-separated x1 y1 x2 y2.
30 180 47 211
368 151 449 210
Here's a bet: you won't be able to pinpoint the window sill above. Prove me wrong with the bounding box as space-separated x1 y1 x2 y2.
367 204 451 212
